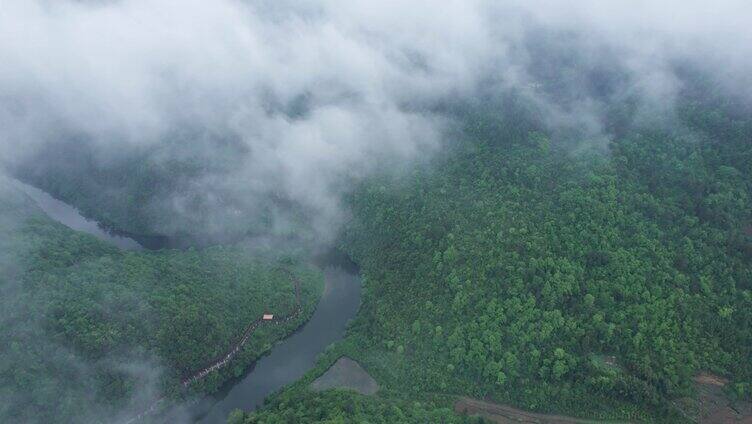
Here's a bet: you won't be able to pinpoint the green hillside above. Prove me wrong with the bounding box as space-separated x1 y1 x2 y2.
0 178 323 423
237 90 752 423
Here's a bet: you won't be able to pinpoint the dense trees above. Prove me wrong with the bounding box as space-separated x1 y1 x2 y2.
231 390 477 424
276 86 750 422
237 82 751 423
6 73 752 423
0 180 323 423
11 136 311 246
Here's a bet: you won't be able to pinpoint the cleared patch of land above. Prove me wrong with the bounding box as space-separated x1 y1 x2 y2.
454 397 628 424
310 357 379 395
673 373 752 423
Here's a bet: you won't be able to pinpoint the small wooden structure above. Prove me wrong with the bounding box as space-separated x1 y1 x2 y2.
262 314 274 321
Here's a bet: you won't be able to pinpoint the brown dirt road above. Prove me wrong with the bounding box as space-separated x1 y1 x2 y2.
454 397 627 424
454 373 752 424
672 374 752 423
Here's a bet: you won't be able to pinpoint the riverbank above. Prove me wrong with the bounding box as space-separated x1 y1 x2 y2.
2 177 330 424
190 265 361 423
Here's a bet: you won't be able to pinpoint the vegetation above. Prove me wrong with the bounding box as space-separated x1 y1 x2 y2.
11 136 312 246
239 82 752 423
227 342 481 424
229 390 478 424
6 74 752 424
346 95 751 418
0 179 323 423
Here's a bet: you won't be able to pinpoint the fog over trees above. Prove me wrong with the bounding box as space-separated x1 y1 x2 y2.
2 1 751 241
1 1 751 423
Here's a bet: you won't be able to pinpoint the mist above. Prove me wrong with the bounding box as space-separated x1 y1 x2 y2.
2 1 752 423
1 0 748 241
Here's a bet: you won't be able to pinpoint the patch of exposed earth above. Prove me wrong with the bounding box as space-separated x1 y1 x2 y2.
454 372 752 423
673 373 752 423
310 356 379 395
454 397 623 424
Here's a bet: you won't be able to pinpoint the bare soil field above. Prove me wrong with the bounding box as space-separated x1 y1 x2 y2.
673 373 752 423
310 356 379 395
454 397 624 424
455 373 752 424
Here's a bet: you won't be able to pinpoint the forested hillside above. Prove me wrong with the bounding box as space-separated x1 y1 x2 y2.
229 390 477 424
0 179 323 423
5 2 752 424
346 95 751 418
237 85 752 423
11 136 311 246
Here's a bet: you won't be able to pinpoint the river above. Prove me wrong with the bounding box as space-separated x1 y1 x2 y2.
191 265 360 422
17 180 362 423
19 181 143 250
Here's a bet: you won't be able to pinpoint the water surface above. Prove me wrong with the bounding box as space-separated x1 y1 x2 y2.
17 180 362 423
18 181 142 250
192 266 361 423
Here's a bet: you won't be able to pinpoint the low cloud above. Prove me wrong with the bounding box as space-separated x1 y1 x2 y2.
2 2 752 423
1 1 751 238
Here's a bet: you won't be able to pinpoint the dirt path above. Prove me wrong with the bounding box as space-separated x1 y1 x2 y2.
454 397 629 424
456 372 752 424
673 374 752 423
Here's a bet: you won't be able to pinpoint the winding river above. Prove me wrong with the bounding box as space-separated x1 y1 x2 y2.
191 265 360 423
19 182 143 250
18 180 362 423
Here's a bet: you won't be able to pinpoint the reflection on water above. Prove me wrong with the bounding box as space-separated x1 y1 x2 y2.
192 266 361 423
16 180 362 424
17 181 142 250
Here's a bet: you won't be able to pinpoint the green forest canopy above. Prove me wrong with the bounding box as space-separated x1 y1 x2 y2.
5 77 751 424
238 84 752 423
0 179 323 423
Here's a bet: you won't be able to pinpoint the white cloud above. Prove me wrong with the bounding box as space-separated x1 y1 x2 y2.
1 0 751 239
